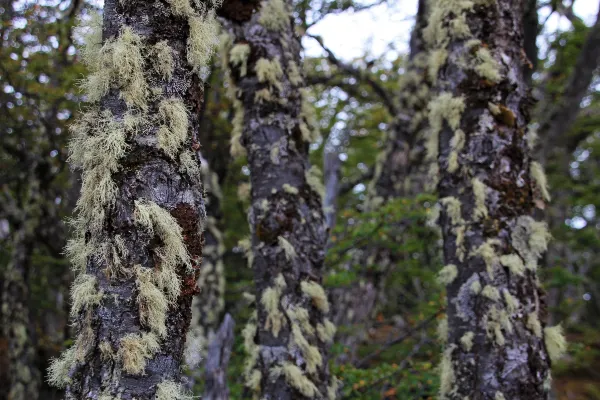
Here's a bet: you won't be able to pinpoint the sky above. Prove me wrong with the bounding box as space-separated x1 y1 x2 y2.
303 0 600 62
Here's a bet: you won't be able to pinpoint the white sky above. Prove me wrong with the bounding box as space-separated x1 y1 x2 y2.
303 0 600 61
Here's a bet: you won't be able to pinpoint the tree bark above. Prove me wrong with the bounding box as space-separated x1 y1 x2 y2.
220 0 335 398
203 314 235 400
48 0 217 397
426 0 559 399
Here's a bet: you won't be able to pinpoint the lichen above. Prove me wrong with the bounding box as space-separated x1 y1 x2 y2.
187 11 220 71
448 129 465 173
47 346 78 388
291 324 322 373
438 264 458 285
499 254 525 276
118 332 160 375
282 183 299 195
261 273 287 337
475 47 502 82
460 331 474 351
437 317 448 343
157 98 189 159
152 40 174 80
70 274 103 317
439 345 456 397
229 43 251 77
258 0 290 31
526 312 542 337
135 265 170 337
316 319 336 343
471 239 500 279
278 236 297 260
440 196 464 225
155 380 194 400
482 285 500 301
544 325 567 362
271 362 320 398
306 165 325 199
255 57 283 91
300 281 329 313
531 161 551 201
471 177 488 220
503 290 519 313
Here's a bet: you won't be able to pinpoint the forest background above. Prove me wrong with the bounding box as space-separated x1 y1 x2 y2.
1 0 600 398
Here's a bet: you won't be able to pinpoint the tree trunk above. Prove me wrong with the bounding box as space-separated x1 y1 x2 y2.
203 314 235 400
2 226 40 400
47 0 217 397
425 0 562 398
219 0 335 398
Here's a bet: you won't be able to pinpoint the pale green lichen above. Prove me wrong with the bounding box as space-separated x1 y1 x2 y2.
482 285 500 301
151 40 174 80
531 161 551 201
255 57 283 91
526 312 542 337
306 165 325 200
301 281 329 313
261 273 287 337
187 11 220 71
427 93 465 160
475 47 502 82
439 345 456 397
287 60 303 86
440 196 464 225
291 324 322 373
47 346 78 388
428 48 448 83
316 319 336 343
135 265 170 337
229 43 251 77
471 279 482 294
495 392 506 400
448 129 465 173
544 325 567 362
258 0 290 31
471 239 500 279
460 331 475 351
166 0 195 16
118 332 160 375
282 183 299 195
503 290 519 313
438 264 458 285
499 254 525 276
157 98 189 159
270 362 320 398
472 177 488 220
70 274 103 317
155 380 194 400
278 236 297 260
512 216 551 270
437 317 448 343
300 89 321 143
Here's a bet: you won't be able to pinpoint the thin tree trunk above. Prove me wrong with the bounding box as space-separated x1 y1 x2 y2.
425 0 562 398
203 314 235 400
48 0 217 397
220 0 335 398
3 226 40 400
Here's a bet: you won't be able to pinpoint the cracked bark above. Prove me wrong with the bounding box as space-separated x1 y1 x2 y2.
429 0 551 399
220 0 333 398
61 0 211 398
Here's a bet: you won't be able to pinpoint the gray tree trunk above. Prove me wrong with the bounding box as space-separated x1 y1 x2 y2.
426 0 560 398
219 0 335 398
203 314 235 400
47 0 218 397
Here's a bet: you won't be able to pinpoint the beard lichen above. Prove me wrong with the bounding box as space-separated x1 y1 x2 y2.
270 362 321 398
300 281 329 313
229 43 251 77
544 325 567 363
155 380 194 400
438 264 458 285
258 0 290 32
70 274 104 318
157 98 190 159
261 273 287 337
118 332 160 375
255 57 284 91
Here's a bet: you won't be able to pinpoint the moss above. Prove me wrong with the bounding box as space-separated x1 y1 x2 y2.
70 274 103 317
301 281 329 313
255 57 283 91
438 264 458 285
278 236 297 260
545 325 567 362
119 332 160 375
531 161 551 201
272 362 320 398
471 177 488 220
155 380 194 400
157 98 189 159
258 0 290 31
282 183 299 195
47 346 77 388
187 11 219 71
526 312 542 337
475 47 502 82
151 40 174 80
499 254 525 276
460 331 474 351
261 273 287 337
